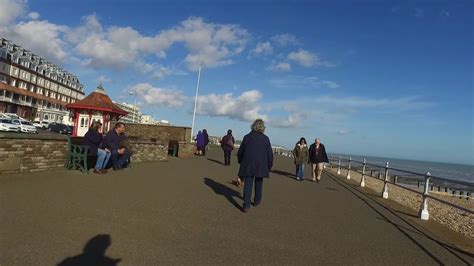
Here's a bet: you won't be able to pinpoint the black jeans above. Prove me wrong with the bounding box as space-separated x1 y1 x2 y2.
224 150 231 165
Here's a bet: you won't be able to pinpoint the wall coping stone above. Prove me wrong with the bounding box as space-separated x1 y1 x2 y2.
0 132 68 141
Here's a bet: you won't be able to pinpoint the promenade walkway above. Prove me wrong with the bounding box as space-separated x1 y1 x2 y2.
1 150 472 265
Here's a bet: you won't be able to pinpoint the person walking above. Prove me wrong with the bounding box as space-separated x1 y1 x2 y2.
196 130 205 156
308 138 329 182
292 137 309 181
220 129 235 165
83 121 111 174
238 119 273 212
202 129 210 156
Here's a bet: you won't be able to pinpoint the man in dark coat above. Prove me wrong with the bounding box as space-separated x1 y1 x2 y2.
103 122 130 170
221 129 235 165
308 138 329 182
237 119 273 212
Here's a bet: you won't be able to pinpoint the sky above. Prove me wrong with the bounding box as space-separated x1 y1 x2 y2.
0 0 473 165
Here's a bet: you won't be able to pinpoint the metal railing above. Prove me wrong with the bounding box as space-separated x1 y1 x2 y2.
327 155 473 221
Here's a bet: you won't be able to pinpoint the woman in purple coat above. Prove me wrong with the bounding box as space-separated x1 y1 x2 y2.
195 130 205 156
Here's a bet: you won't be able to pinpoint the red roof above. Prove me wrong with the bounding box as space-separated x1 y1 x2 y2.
65 87 128 116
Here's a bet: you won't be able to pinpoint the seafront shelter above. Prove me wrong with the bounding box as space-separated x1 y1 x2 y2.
65 84 128 136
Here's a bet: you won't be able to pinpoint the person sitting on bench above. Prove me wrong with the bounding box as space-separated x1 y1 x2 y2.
83 121 110 174
104 122 130 170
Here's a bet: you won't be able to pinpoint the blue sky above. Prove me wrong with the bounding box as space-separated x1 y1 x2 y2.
1 0 473 164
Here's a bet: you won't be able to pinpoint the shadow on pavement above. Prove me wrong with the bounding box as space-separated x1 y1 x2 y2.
57 234 121 266
270 169 296 180
326 172 474 265
204 177 242 210
207 158 224 165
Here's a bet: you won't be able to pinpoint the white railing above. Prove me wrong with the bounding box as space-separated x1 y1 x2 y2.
328 155 473 221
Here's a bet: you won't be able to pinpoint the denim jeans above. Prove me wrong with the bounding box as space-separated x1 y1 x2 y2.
243 176 264 209
95 149 111 170
296 164 305 180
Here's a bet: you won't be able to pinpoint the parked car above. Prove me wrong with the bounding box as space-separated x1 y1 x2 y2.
0 119 20 132
48 123 72 135
3 113 22 120
13 119 38 133
33 121 50 129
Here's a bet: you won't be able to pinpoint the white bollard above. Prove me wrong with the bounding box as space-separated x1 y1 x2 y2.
346 156 352 180
382 162 389 199
419 171 431 220
337 156 341 175
360 158 366 187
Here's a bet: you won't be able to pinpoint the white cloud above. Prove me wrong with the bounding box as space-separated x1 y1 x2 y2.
1 20 69 62
315 95 434 110
269 75 339 89
251 41 273 56
336 129 351 135
320 80 340 89
96 75 111 83
197 90 268 122
131 83 187 108
287 49 333 68
66 15 249 71
271 34 300 46
28 12 40 20
0 0 26 26
267 61 291 72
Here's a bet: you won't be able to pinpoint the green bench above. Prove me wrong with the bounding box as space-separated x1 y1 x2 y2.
65 136 96 174
65 136 133 174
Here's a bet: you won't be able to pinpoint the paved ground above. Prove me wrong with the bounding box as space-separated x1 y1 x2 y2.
0 150 473 265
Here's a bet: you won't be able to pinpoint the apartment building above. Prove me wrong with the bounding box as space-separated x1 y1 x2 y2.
0 38 85 124
114 101 142 123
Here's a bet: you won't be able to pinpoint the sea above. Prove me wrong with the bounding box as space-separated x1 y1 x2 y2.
329 153 474 189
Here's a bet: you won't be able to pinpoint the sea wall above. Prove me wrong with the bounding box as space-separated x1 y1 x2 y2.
325 166 474 239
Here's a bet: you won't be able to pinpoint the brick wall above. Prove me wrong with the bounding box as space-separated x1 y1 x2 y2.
0 132 68 174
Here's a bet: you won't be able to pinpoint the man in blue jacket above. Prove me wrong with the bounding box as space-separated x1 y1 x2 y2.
238 119 273 212
104 122 130 170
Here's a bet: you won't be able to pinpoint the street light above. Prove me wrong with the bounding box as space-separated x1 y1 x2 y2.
129 91 137 123
191 66 202 142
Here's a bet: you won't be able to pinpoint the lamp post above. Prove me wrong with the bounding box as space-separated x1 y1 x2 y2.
129 91 137 123
191 66 202 142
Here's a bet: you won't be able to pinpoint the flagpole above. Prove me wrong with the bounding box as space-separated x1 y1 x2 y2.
191 66 201 142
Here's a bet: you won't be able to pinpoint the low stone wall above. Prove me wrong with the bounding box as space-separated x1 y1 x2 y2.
0 132 168 175
0 132 68 174
177 141 195 159
129 140 168 163
118 123 192 143
326 166 474 239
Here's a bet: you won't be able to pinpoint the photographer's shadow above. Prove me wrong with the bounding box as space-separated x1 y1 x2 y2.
57 234 121 266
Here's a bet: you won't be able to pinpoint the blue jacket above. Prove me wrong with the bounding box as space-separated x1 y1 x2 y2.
82 129 103 155
103 129 126 151
237 131 273 178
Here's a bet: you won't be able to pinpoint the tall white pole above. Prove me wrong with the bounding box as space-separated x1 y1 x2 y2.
191 66 201 142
